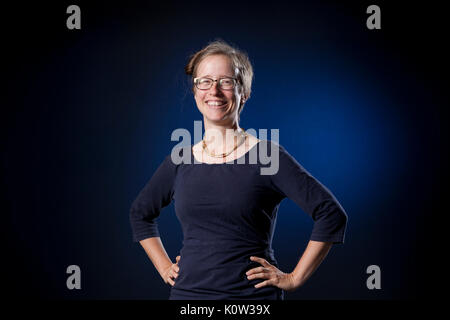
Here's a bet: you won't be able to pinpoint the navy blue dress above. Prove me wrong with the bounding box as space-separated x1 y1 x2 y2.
129 140 347 300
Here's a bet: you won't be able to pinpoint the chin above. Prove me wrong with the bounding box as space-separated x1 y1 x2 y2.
205 102 236 116
205 114 228 123
203 109 232 121
201 108 227 120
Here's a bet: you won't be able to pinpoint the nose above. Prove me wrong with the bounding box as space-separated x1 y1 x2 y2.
208 81 221 95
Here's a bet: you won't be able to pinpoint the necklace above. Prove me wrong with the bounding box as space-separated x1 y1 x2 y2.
202 130 248 158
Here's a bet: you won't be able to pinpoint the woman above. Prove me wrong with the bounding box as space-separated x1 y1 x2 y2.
129 40 348 300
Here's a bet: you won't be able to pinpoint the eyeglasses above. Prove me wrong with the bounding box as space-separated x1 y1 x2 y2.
193 77 237 90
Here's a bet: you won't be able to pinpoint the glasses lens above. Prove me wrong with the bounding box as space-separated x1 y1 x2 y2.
219 78 235 90
196 78 212 90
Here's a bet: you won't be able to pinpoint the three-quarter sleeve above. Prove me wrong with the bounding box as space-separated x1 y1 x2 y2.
129 154 178 242
270 143 348 244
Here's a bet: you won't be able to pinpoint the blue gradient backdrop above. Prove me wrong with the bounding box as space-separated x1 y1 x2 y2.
3 1 447 300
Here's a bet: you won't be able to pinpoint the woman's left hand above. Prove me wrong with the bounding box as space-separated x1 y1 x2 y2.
246 256 298 292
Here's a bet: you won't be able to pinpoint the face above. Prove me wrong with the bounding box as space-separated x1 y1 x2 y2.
193 54 242 125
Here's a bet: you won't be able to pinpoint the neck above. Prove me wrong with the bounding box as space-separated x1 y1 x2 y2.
203 118 244 151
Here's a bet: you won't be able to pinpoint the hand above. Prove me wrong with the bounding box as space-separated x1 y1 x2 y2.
162 255 180 286
246 256 297 292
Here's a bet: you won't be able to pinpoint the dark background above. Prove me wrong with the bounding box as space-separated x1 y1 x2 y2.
2 0 447 300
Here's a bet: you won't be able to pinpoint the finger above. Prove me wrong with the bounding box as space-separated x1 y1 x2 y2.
173 264 180 273
168 277 175 286
176 256 181 263
170 269 179 279
247 272 268 280
255 279 272 289
246 267 266 276
250 256 271 267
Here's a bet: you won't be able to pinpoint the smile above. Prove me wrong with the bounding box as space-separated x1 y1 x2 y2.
206 101 227 108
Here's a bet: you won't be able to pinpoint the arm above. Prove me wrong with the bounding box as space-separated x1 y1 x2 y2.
140 237 180 286
129 155 181 285
290 240 333 289
248 143 347 291
130 154 178 242
247 240 332 292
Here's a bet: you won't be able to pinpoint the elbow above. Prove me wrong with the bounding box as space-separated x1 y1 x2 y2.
339 207 348 228
311 202 348 244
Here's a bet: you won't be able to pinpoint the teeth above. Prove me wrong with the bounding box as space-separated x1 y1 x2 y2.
207 101 226 106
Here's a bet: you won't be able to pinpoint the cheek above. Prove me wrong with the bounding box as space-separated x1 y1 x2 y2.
194 92 205 104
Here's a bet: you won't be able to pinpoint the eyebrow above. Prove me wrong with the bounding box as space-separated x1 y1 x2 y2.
199 74 235 78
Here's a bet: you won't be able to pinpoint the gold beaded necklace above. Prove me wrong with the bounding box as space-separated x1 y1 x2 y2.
202 130 248 158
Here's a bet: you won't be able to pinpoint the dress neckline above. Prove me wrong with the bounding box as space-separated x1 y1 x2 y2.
190 140 262 165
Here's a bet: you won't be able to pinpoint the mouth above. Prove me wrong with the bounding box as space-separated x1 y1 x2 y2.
205 100 227 109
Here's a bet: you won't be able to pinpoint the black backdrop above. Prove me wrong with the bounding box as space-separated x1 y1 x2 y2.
2 0 448 302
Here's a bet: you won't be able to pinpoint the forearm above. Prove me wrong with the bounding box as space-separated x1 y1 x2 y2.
291 240 333 289
139 237 173 280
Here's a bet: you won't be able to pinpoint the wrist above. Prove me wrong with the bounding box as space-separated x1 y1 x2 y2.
290 271 305 289
158 261 173 280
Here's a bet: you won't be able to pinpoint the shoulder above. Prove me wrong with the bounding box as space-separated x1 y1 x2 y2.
256 139 288 156
246 133 260 146
258 140 305 173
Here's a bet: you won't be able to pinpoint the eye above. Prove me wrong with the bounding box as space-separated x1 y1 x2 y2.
219 78 235 90
199 78 212 85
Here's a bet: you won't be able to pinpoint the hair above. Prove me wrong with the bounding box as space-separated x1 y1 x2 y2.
184 40 254 116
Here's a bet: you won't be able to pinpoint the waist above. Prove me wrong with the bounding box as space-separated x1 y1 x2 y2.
173 244 280 295
182 237 271 248
182 237 273 249
180 239 276 265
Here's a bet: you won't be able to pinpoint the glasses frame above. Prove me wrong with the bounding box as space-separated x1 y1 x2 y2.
193 77 238 91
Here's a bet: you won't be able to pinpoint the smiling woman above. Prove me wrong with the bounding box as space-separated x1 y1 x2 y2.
129 40 348 300
186 40 253 121
192 54 243 124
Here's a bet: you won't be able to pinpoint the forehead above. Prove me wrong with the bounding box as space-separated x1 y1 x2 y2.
196 54 237 77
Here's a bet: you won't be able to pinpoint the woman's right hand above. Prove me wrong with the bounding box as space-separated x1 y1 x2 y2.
162 255 181 286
